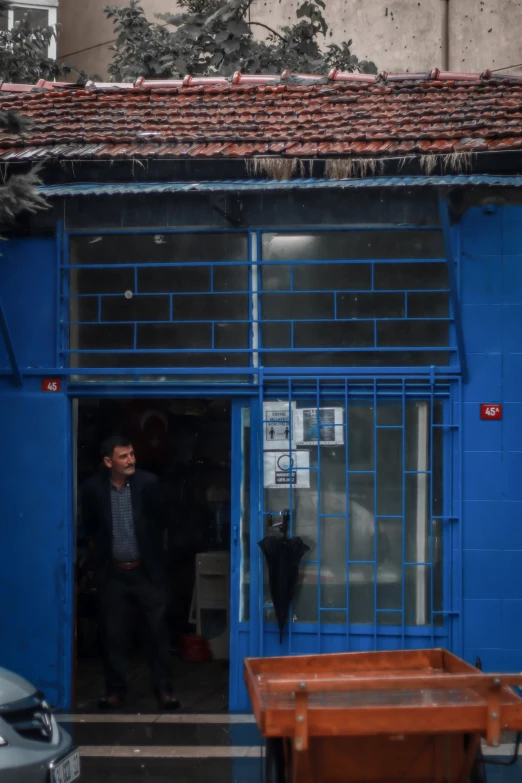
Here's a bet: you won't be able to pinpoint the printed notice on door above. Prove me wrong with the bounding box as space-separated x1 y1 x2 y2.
264 451 310 489
294 407 344 446
263 401 296 450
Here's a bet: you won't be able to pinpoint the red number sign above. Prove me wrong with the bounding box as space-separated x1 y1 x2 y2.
41 378 61 393
480 404 502 420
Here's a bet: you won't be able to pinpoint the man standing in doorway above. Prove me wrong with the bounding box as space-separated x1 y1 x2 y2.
81 435 180 710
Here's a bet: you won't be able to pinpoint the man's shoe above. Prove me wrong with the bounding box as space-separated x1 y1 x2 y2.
98 694 125 710
158 693 181 710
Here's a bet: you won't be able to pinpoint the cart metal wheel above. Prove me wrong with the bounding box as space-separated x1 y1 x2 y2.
265 738 287 783
470 747 488 783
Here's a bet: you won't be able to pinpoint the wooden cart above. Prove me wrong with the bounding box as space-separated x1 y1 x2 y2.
244 648 522 783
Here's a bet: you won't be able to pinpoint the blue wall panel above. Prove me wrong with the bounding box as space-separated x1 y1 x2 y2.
462 354 502 402
463 599 502 648
0 239 57 370
0 392 72 708
460 205 522 673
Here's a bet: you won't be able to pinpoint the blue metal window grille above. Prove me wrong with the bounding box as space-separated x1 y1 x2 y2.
258 376 457 651
62 225 458 378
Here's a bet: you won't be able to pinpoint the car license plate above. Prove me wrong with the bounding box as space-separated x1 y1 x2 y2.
50 749 81 783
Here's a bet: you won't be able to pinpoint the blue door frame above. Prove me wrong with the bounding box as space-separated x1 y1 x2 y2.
71 385 259 712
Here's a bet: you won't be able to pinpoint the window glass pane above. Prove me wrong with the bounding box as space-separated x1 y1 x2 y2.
376 404 402 427
408 291 449 318
71 268 134 295
262 293 334 320
72 297 98 322
349 564 374 624
138 266 210 293
69 233 248 264
376 519 402 619
376 429 403 516
348 407 374 471
102 295 170 322
214 264 249 292
173 294 248 321
262 322 291 349
261 264 290 291
13 7 49 26
73 324 133 350
262 231 444 261
293 563 319 623
293 263 371 291
138 323 211 350
215 323 250 349
377 320 449 348
374 262 448 290
337 293 404 319
349 474 374 562
294 322 374 349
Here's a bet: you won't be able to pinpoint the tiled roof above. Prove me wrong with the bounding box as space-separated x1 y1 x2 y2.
0 70 521 162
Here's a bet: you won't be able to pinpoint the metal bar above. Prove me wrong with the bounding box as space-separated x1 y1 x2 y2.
373 378 378 649
316 378 321 654
456 376 464 655
65 225 444 236
249 394 261 658
439 196 468 383
345 378 350 650
64 345 454 353
415 401 429 626
62 258 448 270
55 219 63 369
430 380 436 645
0 295 23 388
401 379 406 646
250 232 259 373
258 375 265 658
288 377 294 654
61 226 70 372
264 673 522 695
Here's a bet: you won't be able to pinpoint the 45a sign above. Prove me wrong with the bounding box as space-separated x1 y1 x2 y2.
480 404 502 421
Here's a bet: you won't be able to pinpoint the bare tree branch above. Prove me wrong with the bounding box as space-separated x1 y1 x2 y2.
246 21 287 43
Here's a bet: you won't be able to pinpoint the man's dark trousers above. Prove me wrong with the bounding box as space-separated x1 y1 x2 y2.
100 566 172 698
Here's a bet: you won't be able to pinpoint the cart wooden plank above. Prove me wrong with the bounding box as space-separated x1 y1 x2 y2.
245 648 522 783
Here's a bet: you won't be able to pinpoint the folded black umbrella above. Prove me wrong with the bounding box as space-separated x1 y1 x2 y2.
259 534 310 643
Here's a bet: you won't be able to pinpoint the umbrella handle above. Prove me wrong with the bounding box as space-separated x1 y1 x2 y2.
268 509 290 539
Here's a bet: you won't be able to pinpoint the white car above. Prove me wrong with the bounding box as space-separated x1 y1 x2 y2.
0 667 80 783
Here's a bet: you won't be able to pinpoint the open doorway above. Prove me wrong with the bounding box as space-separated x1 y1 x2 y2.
74 398 232 712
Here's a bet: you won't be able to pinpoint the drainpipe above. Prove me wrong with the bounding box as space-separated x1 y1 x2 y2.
441 0 450 70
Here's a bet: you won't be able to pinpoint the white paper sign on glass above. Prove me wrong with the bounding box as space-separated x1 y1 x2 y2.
263 401 296 450
264 451 310 489
294 407 344 446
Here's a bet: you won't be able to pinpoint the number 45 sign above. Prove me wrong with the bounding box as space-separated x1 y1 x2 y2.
42 378 62 393
480 404 502 421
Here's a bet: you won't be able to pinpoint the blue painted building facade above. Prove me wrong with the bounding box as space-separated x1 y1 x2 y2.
0 179 520 711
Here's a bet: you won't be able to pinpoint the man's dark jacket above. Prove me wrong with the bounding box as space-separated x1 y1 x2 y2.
81 469 165 586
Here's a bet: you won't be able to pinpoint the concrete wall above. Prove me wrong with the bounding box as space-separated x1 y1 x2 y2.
57 0 522 81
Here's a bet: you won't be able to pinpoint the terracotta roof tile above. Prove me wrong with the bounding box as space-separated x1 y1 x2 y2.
0 71 521 161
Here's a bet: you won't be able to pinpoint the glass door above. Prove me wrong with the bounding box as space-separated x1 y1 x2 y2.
258 379 449 658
